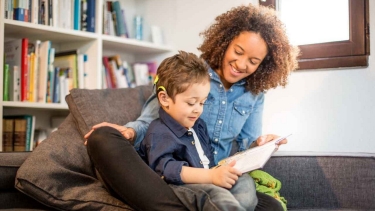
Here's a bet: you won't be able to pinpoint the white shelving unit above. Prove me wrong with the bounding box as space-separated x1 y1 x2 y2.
0 0 174 151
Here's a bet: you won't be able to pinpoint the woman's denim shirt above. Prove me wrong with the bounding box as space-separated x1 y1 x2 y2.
126 68 264 164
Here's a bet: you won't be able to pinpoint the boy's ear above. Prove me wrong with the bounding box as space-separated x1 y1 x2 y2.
158 91 170 107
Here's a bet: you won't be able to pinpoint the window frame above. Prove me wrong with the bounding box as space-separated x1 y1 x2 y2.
259 0 370 70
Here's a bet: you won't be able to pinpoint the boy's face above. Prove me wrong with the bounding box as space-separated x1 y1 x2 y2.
161 81 210 129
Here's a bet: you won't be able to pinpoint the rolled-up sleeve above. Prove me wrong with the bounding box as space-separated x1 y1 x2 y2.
125 93 160 150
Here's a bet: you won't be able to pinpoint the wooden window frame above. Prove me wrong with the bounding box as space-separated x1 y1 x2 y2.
259 0 370 70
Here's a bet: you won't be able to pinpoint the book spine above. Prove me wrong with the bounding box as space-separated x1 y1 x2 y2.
10 66 21 101
112 1 126 37
2 119 14 151
3 64 10 101
13 119 27 151
80 0 87 31
52 67 60 103
86 0 95 32
31 0 39 24
24 116 32 151
28 53 35 102
102 57 116 88
21 38 29 101
73 0 81 30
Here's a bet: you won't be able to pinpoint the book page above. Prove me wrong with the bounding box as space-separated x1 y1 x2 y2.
217 134 291 173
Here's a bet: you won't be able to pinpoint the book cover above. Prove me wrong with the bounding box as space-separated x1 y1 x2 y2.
216 134 292 173
4 39 22 83
133 63 150 86
54 50 78 89
2 119 14 152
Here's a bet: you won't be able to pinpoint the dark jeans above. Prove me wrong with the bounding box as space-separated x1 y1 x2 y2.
87 126 284 211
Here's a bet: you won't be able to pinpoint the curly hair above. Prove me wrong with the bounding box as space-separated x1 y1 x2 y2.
156 51 209 101
198 4 299 95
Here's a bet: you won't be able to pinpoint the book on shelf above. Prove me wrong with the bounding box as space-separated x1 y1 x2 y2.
37 40 51 103
133 63 151 86
3 64 10 101
6 0 95 32
86 0 96 32
8 66 21 101
4 38 28 101
215 134 292 173
3 115 36 152
2 119 14 152
54 50 79 90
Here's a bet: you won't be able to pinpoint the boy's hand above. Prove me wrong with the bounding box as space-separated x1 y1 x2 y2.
211 161 241 189
84 122 136 145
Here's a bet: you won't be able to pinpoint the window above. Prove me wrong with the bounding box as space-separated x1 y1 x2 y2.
259 0 370 70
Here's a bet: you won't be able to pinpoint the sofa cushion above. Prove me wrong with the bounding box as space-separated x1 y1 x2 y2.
263 155 375 210
15 86 153 211
0 152 29 190
67 85 152 137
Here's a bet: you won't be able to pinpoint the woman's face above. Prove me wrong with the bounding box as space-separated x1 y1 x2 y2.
218 31 268 89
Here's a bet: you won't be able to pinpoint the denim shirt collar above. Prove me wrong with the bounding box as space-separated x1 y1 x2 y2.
158 108 204 138
208 68 247 86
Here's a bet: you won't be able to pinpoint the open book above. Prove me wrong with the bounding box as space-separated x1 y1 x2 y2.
216 134 292 173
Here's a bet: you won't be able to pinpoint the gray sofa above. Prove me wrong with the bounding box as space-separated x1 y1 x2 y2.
1 86 374 210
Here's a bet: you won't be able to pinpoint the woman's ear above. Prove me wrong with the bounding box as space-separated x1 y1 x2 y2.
158 91 170 108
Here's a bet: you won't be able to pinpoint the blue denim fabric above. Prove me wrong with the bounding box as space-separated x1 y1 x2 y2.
170 174 257 211
137 108 215 185
126 67 264 164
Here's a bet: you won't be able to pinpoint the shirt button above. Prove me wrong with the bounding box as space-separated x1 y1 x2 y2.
200 161 203 164
219 84 223 87
192 141 195 145
209 73 212 77
230 89 233 92
187 131 192 136
218 120 222 124
214 151 218 154
214 138 218 142
222 101 226 104
242 111 245 114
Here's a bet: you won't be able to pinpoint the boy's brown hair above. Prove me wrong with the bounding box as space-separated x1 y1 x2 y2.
155 51 209 101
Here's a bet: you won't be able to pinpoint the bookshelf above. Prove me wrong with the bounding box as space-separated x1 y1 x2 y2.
0 0 174 151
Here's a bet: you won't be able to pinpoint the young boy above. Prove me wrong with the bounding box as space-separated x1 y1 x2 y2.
137 51 257 211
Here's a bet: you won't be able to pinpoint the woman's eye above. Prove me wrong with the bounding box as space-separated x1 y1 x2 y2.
249 59 258 65
187 103 195 106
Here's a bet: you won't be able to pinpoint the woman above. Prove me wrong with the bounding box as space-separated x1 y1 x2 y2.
85 4 299 211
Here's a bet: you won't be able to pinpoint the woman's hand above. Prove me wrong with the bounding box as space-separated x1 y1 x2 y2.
84 122 136 145
254 134 288 147
211 161 241 189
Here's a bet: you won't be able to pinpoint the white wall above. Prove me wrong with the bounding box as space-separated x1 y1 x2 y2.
140 0 375 153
